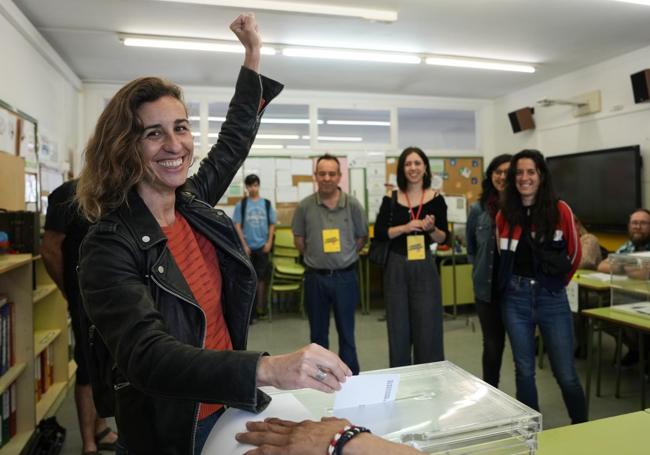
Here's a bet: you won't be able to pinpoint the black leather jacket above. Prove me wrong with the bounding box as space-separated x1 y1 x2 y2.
78 67 283 455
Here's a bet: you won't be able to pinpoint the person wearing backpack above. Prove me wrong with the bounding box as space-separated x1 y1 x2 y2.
76 14 351 455
233 174 276 320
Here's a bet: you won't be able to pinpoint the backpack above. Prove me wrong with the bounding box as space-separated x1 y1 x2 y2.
20 417 66 455
240 197 271 230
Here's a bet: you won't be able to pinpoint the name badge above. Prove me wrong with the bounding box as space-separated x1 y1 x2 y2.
322 229 341 253
407 235 426 261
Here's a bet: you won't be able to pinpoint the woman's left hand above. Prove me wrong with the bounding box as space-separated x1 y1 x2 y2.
236 417 350 455
422 214 436 232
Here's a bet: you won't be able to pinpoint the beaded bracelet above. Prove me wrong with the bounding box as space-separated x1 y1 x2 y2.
327 425 371 455
327 425 351 455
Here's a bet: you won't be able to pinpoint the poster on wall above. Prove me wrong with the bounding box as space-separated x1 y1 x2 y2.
18 118 37 159
39 130 59 163
0 110 18 155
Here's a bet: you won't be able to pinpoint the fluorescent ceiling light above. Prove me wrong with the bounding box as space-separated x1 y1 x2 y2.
425 56 535 73
262 118 324 125
121 34 534 73
286 145 311 149
283 47 421 64
121 35 276 55
151 0 397 22
610 0 650 5
256 134 300 140
302 135 363 142
251 144 284 149
190 116 323 124
326 120 390 126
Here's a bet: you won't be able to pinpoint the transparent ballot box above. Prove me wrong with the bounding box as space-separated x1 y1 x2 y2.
608 252 650 318
274 362 540 454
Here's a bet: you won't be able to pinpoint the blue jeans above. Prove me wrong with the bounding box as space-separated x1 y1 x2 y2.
304 269 360 374
502 275 587 424
114 407 223 455
194 408 224 455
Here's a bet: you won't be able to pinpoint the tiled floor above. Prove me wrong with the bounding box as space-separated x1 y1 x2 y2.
56 308 645 454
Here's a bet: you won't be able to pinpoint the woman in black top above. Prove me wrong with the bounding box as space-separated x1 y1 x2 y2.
374 147 449 366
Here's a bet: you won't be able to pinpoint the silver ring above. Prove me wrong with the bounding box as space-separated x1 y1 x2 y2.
315 368 328 382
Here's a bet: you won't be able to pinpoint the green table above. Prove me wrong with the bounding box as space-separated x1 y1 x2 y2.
537 409 650 454
583 307 650 415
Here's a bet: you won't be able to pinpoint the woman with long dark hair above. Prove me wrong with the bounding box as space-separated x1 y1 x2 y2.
374 147 448 366
496 149 587 423
466 154 511 387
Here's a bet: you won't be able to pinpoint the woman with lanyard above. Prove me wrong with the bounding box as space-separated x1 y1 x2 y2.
374 146 449 367
496 149 586 423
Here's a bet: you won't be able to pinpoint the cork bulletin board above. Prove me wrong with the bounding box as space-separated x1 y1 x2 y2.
443 157 482 207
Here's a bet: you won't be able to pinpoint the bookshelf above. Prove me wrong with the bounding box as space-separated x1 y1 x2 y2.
0 254 73 451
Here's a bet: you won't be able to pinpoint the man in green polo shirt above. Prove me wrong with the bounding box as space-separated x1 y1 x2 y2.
292 154 368 375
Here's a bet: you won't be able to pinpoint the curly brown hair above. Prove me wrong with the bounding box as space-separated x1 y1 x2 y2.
76 77 185 222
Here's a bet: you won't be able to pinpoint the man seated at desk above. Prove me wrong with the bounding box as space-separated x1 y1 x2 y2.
597 209 650 274
596 208 650 366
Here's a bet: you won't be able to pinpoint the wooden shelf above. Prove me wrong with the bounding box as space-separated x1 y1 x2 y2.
0 254 32 274
0 363 26 395
33 284 58 303
0 430 34 454
68 359 77 380
33 329 62 357
36 381 67 422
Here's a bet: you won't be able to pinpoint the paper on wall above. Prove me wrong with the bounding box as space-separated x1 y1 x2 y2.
298 182 314 200
276 169 292 185
276 186 298 203
291 158 313 175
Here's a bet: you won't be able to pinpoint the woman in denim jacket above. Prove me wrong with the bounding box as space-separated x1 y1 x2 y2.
496 149 586 424
466 154 511 388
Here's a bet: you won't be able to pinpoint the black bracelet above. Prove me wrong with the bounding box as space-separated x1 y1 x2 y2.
334 426 371 455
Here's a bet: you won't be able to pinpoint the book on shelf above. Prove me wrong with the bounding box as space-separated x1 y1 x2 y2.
0 294 6 307
1 388 9 445
0 303 7 375
9 383 15 438
34 357 41 401
8 302 13 368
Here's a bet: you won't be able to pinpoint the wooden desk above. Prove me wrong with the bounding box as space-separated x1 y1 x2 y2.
537 410 650 454
572 271 611 358
583 307 650 415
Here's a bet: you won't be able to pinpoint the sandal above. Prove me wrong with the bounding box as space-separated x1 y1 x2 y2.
95 427 118 452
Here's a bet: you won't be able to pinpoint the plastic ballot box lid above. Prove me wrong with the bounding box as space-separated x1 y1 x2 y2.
250 361 542 454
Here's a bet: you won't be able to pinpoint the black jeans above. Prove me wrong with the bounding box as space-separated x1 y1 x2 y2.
475 298 506 388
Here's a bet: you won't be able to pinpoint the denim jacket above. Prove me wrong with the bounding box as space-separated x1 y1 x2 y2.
466 202 497 302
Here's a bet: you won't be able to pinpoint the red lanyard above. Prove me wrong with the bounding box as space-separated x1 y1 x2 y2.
404 191 425 221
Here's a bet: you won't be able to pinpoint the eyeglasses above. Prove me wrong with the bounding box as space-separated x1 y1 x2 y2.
493 170 508 176
630 220 650 227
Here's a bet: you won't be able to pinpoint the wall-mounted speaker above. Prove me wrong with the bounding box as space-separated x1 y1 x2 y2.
631 69 650 104
508 107 535 133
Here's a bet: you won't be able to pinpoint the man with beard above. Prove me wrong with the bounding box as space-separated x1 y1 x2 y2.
597 208 650 366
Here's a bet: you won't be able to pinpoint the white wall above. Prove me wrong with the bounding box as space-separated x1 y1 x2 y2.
0 1 81 172
492 44 650 205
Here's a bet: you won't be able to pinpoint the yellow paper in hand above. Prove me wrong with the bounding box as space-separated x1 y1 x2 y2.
407 235 426 261
322 228 341 253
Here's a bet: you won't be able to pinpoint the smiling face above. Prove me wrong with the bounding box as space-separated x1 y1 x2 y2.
403 152 426 186
136 96 193 198
491 161 510 193
315 158 341 197
515 158 541 202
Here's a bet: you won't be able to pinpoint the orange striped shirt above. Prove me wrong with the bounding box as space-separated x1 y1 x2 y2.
162 212 232 419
